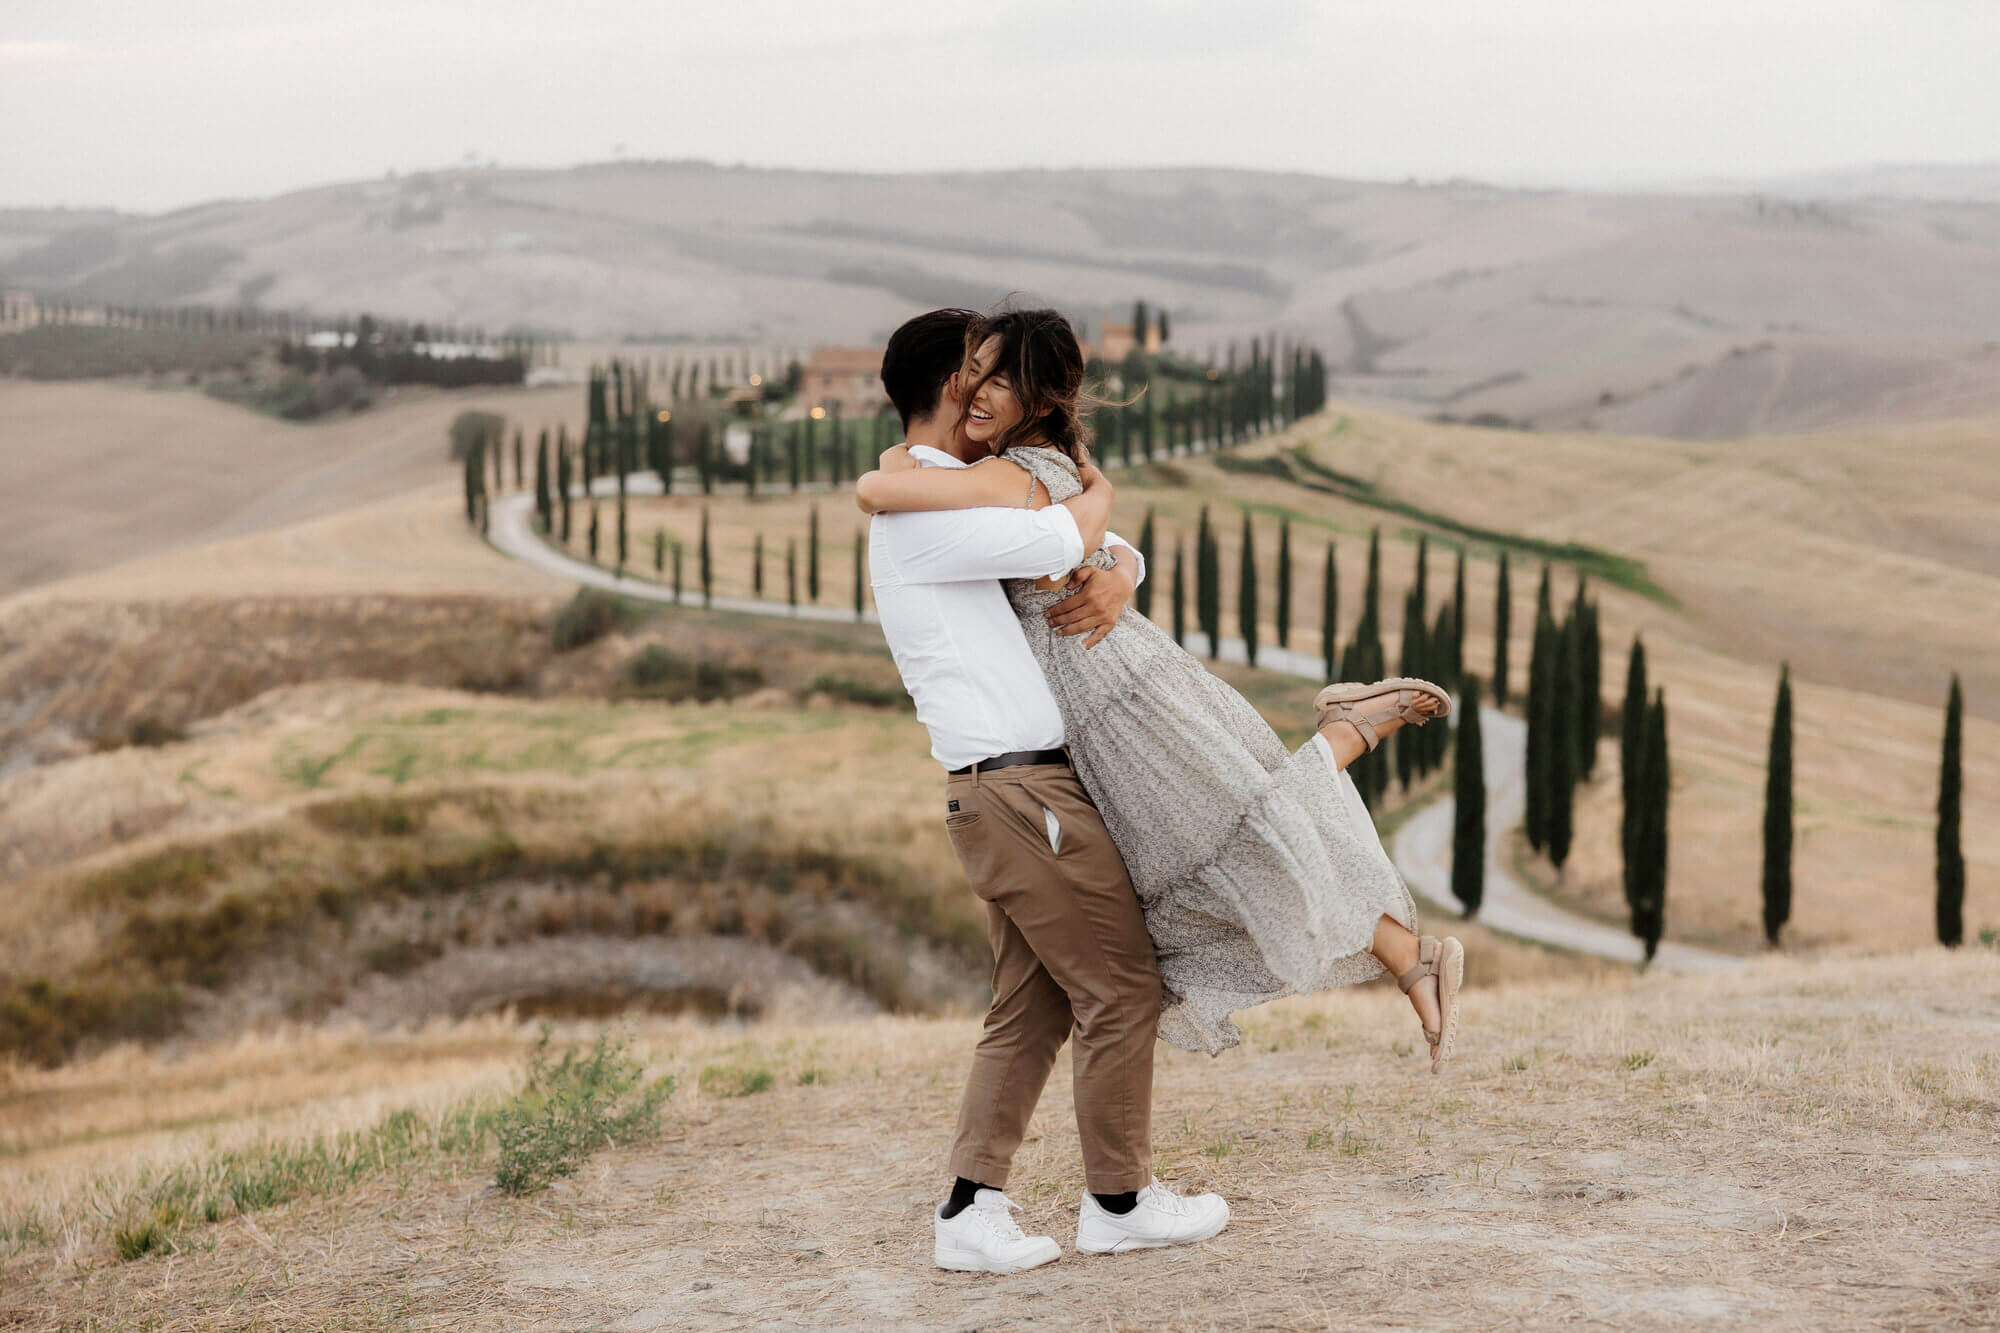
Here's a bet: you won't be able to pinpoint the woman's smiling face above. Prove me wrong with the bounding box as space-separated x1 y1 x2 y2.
957 335 1024 449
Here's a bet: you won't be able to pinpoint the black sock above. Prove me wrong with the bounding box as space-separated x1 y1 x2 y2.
1092 1190 1138 1215
940 1176 990 1220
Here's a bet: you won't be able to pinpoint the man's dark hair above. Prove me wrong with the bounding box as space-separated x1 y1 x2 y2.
881 308 978 430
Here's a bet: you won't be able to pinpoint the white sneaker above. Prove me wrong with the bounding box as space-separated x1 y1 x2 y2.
1075 1177 1231 1254
933 1189 1061 1274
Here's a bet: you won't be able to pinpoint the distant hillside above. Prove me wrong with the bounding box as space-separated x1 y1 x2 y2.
7 161 2000 437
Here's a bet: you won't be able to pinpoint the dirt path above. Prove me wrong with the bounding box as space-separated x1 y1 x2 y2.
1391 705 1738 971
8 952 1992 1329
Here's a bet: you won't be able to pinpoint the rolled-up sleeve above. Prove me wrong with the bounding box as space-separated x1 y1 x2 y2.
879 505 1085 584
1103 529 1146 587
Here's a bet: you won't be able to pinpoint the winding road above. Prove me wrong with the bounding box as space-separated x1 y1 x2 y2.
489 482 1739 971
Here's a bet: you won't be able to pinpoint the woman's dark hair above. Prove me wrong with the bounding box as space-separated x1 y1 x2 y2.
956 307 1102 462
881 307 979 429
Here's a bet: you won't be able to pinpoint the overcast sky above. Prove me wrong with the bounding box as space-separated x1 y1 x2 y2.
3 0 1996 213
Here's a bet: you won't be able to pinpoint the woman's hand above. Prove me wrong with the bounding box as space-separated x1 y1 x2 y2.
877 444 917 473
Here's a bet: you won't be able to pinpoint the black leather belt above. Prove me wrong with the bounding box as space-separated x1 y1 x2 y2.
949 748 1070 775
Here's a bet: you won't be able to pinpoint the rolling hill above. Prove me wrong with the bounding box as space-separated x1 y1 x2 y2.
7 160 2000 437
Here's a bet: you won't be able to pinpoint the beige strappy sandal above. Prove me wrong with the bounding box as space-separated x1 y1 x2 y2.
1314 677 1453 751
1397 936 1464 1075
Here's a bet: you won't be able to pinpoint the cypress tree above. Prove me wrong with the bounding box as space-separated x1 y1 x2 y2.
1171 536 1187 647
808 504 821 603
1196 506 1220 659
854 529 865 621
587 501 600 563
672 541 682 603
534 430 551 532
513 429 524 490
1493 550 1512 707
1535 562 1553 631
1452 674 1486 916
699 507 712 608
788 422 801 491
1451 546 1467 684
1619 636 1649 907
1135 508 1156 619
1525 604 1554 850
786 539 798 611
1321 541 1338 680
1429 602 1456 770
1363 528 1381 644
753 532 764 597
557 434 573 542
1275 518 1292 651
462 437 482 524
616 487 628 575
1937 674 1965 947
1238 512 1259 667
1629 688 1669 962
1133 299 1149 351
653 528 665 576
1395 589 1424 790
1548 609 1577 873
1762 664 1794 946
1413 533 1430 627
1573 579 1601 779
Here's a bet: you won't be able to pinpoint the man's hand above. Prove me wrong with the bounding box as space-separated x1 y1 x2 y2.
1046 559 1136 650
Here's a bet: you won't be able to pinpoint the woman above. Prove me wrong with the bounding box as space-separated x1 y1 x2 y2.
856 308 1464 1070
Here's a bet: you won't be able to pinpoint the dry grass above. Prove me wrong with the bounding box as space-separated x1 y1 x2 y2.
0 670 1467 1069
0 379 579 599
1 950 1991 1328
7 389 1994 957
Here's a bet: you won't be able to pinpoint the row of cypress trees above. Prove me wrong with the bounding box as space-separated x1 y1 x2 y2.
1141 511 1476 813
1757 663 1970 949
563 498 872 623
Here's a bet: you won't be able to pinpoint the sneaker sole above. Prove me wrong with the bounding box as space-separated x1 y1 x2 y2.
1076 1210 1231 1255
934 1245 1060 1275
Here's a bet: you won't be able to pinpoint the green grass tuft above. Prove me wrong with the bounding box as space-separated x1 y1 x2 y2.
493 1030 675 1195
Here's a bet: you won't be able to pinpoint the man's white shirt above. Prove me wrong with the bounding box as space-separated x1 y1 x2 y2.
869 445 1144 771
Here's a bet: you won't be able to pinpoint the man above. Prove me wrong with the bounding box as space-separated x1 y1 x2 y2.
869 309 1230 1274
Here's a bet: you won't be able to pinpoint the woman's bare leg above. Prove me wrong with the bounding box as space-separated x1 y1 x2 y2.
1372 913 1441 1059
1317 687 1449 772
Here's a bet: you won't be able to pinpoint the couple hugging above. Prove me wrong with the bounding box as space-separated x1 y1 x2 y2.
860 306 1465 1275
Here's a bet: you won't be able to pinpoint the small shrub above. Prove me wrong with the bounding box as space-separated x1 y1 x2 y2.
550 587 630 652
492 1030 674 1195
306 793 427 837
698 1062 775 1099
360 937 442 976
1621 1050 1656 1070
623 645 764 701
805 674 909 709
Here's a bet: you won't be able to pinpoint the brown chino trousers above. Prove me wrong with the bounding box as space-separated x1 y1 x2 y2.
942 761 1160 1195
